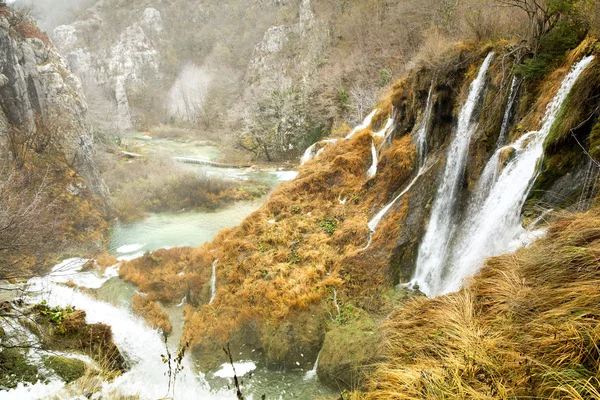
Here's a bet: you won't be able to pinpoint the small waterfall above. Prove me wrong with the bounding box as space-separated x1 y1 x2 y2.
300 142 319 165
373 114 394 139
431 55 594 296
415 82 435 167
209 259 218 304
496 77 521 147
366 140 378 179
412 52 495 296
303 351 321 380
300 139 339 165
333 288 340 317
368 163 431 233
14 261 224 400
346 109 377 139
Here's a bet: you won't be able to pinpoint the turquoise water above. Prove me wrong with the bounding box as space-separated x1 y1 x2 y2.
109 198 264 258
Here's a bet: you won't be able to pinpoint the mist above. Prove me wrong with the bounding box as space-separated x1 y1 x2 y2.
12 0 94 32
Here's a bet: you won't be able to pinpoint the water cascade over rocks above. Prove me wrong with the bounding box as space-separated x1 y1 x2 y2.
413 55 595 296
345 110 378 139
366 140 378 179
6 261 228 400
209 259 219 304
415 82 435 168
411 52 495 295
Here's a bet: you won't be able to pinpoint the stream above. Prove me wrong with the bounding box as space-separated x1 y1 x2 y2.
2 137 337 399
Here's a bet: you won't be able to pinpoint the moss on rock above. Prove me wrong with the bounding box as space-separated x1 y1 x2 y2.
43 356 85 383
0 348 41 389
317 308 380 390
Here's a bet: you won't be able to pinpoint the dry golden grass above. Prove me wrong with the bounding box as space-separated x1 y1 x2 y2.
363 206 600 399
132 294 173 335
117 124 419 350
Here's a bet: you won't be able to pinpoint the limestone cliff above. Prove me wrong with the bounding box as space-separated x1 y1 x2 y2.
0 7 105 196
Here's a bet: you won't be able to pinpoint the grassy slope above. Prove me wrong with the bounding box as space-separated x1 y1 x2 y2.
362 205 600 399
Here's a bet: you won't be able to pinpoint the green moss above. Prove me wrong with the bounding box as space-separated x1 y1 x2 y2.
319 217 338 235
0 348 42 389
318 308 379 389
43 356 86 383
589 119 600 159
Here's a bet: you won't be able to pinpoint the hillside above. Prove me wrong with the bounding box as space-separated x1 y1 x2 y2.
117 31 600 395
1 0 600 398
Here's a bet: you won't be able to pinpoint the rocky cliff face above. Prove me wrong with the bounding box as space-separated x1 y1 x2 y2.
47 0 333 159
0 8 105 195
53 6 162 130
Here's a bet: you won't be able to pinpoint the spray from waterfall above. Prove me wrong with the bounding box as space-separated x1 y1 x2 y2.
414 55 594 296
209 259 218 304
412 52 495 296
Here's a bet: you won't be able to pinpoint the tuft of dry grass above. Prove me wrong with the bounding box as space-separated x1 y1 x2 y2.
132 294 173 335
363 206 600 399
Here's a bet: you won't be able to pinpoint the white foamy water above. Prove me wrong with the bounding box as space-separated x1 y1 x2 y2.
346 109 377 139
366 140 378 179
412 53 495 296
4 262 233 400
209 259 218 304
116 244 145 254
213 361 256 379
415 82 434 167
413 55 594 296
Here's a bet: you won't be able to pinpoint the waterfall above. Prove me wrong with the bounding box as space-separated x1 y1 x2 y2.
412 52 495 296
346 109 377 139
473 77 521 204
333 288 340 317
496 77 521 147
209 259 218 304
366 140 378 179
373 114 394 139
300 142 319 164
300 139 339 165
415 82 435 167
417 55 594 296
11 261 226 400
368 163 432 233
303 351 321 380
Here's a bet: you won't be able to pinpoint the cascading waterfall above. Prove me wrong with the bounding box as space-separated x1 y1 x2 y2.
359 87 437 250
368 163 432 233
415 81 435 167
301 139 339 165
412 52 495 296
419 55 595 296
300 142 319 164
366 140 378 179
303 351 321 380
8 262 228 400
373 113 394 139
209 259 218 304
346 109 377 139
473 77 521 204
496 77 521 147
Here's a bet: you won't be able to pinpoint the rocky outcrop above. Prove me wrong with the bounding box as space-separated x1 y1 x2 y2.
53 7 162 130
0 9 105 195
